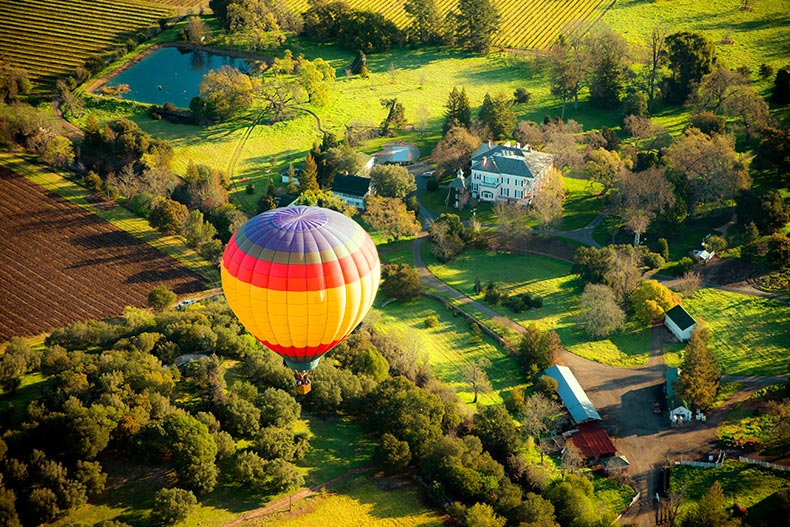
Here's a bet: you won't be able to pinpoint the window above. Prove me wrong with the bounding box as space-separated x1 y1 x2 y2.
474 174 480 180
482 191 493 200
472 183 478 191
515 179 525 187
501 188 509 197
482 175 499 186
515 190 523 199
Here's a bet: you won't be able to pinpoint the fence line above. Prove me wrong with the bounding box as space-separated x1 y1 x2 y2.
677 460 722 468
615 490 641 523
739 456 790 472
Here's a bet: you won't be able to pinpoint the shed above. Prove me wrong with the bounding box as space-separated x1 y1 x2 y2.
601 455 630 473
666 367 692 424
665 304 696 342
543 365 601 423
567 421 616 460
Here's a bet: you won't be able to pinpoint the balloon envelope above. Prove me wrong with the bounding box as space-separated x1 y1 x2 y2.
221 206 380 371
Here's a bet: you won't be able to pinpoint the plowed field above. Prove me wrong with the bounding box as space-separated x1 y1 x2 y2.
0 167 206 341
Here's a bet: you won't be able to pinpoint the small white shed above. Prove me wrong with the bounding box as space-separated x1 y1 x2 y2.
665 304 696 342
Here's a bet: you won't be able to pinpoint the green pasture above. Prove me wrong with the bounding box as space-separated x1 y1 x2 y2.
604 0 790 75
376 239 415 266
253 476 445 527
427 250 652 367
0 153 219 285
298 415 375 485
672 460 790 522
375 297 526 405
683 288 790 376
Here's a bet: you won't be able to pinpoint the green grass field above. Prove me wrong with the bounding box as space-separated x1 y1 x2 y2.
672 460 790 523
683 288 790 376
376 297 526 405
427 250 652 367
252 476 445 527
298 415 375 485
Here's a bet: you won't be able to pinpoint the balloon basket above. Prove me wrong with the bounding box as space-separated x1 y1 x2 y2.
295 383 311 395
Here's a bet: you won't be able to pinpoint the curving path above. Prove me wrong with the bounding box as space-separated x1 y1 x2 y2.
410 196 787 526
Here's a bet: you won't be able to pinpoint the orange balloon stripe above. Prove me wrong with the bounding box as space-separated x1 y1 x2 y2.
223 232 378 292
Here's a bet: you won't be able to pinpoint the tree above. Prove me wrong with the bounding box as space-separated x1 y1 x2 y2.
584 148 628 195
769 234 790 268
301 0 349 41
585 25 628 109
515 492 559 527
548 35 585 119
258 387 300 428
629 279 679 325
771 68 790 105
693 68 748 112
299 151 320 194
298 57 335 106
610 166 675 246
577 283 625 337
444 87 472 132
157 412 218 494
473 404 521 461
149 198 189 235
722 84 769 144
451 0 500 52
151 488 197 526
677 325 720 410
478 92 516 140
39 136 74 169
183 16 210 43
429 213 467 262
665 128 748 210
753 126 790 186
494 201 532 249
519 392 562 438
622 91 649 119
0 61 31 103
433 125 481 179
463 359 492 404
337 10 401 53
530 167 565 233
197 65 258 122
363 196 421 242
148 286 176 312
680 480 730 527
379 98 407 136
664 32 717 103
370 164 416 199
380 263 422 301
643 25 669 106
545 475 596 527
466 503 507 527
404 0 444 44
377 432 412 472
517 323 559 373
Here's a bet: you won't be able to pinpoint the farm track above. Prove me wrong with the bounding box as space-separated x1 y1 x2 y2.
0 166 207 341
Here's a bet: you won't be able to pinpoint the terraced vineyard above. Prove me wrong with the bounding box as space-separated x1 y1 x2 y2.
287 0 613 50
0 0 178 89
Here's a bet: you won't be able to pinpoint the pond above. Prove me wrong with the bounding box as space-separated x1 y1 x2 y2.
103 46 253 108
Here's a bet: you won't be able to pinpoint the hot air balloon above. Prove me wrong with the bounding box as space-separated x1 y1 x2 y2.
221 206 380 394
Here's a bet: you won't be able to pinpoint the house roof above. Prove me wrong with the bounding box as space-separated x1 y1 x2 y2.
665 304 695 331
569 421 616 459
543 365 601 423
601 455 630 471
332 174 371 197
470 144 554 179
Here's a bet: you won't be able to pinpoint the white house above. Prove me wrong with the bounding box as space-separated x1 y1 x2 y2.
331 174 372 210
666 368 692 425
468 141 554 204
664 304 696 342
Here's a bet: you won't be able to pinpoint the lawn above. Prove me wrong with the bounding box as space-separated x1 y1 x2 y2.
376 239 415 266
298 415 375 485
672 460 790 522
682 288 790 376
376 297 526 405
251 476 445 527
427 250 652 367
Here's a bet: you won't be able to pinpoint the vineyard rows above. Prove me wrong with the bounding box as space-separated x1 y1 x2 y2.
0 166 206 341
0 0 173 89
287 0 611 50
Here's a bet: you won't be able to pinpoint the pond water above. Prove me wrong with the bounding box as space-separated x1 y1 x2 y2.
104 46 252 108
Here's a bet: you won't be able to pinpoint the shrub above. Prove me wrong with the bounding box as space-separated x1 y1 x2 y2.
148 286 176 312
768 234 790 268
514 88 531 104
704 235 728 253
690 111 726 136
424 315 439 328
151 488 196 526
675 256 694 275
426 177 439 191
484 281 507 306
642 251 666 269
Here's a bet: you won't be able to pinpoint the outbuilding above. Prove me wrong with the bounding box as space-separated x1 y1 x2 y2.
666 367 692 425
543 365 601 423
664 304 696 342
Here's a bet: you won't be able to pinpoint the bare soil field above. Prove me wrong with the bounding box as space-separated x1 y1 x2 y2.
0 166 206 341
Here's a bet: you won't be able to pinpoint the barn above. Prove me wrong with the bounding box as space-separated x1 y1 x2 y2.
543 365 601 423
664 304 696 342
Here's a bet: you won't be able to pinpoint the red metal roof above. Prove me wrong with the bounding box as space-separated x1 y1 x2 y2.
570 421 616 459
